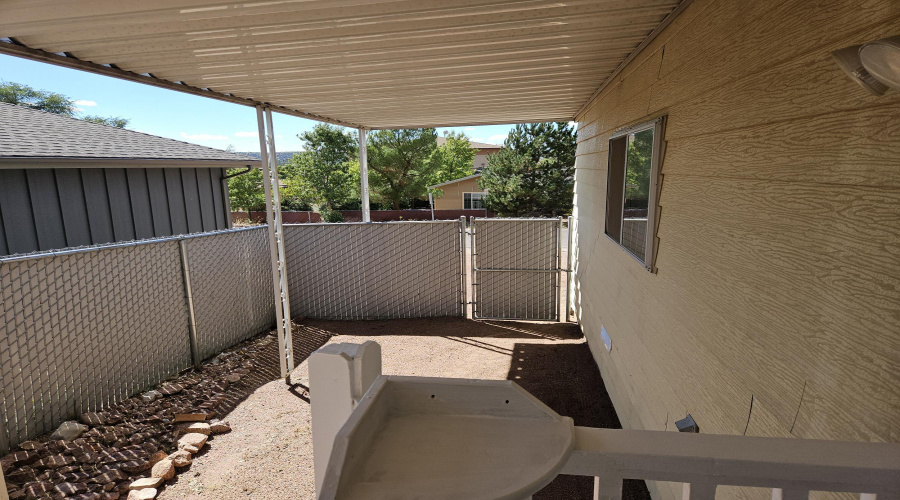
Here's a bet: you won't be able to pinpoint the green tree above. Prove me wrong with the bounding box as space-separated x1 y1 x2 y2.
0 81 130 127
0 81 77 115
428 132 476 185
283 124 359 213
82 115 129 128
368 128 438 209
479 122 576 217
227 168 265 215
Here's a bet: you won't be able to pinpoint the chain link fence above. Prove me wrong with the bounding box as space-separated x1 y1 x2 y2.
0 227 272 454
283 221 465 320
472 218 561 321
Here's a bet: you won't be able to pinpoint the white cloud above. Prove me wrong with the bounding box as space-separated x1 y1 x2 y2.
568 120 578 130
486 134 508 145
74 99 97 106
181 132 228 141
233 131 258 137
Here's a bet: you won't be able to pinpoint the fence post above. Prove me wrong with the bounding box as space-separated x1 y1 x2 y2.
459 216 467 317
179 238 201 368
1 466 8 500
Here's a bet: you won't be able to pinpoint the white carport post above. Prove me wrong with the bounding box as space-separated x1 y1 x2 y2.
256 105 294 380
358 127 370 222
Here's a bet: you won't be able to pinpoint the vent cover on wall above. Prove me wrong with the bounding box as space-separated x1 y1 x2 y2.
833 36 900 95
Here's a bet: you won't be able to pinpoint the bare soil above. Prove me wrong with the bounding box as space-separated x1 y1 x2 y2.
157 317 649 500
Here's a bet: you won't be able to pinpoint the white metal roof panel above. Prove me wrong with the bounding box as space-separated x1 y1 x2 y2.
0 0 684 129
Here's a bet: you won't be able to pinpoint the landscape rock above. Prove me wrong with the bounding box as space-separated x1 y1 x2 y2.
128 477 163 490
167 450 192 467
140 391 161 404
209 420 231 434
119 459 152 474
34 454 76 469
24 481 55 497
51 421 87 441
173 413 208 423
80 412 107 426
147 451 168 466
92 469 127 484
177 433 208 452
150 458 175 480
127 488 157 500
175 422 210 436
54 481 88 495
224 373 241 383
180 444 199 454
157 383 184 396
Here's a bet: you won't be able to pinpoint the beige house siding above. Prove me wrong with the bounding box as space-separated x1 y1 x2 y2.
572 2 900 500
433 176 483 210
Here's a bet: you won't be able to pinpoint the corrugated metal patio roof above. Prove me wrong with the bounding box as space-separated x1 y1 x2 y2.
0 0 686 129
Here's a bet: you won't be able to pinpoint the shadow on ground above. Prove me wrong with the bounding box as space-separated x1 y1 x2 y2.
210 317 649 500
509 342 652 500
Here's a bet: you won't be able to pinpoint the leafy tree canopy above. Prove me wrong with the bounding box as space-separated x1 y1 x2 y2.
479 122 576 217
0 80 129 128
283 124 359 211
227 167 265 213
368 128 438 210
82 115 129 128
624 128 653 206
427 132 476 193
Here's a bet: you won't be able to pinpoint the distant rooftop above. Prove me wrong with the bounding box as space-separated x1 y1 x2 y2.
0 102 258 164
437 136 502 150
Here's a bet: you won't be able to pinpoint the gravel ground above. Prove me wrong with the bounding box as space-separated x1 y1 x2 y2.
157 317 649 500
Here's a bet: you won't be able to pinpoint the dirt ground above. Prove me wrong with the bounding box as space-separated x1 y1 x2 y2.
157 317 649 500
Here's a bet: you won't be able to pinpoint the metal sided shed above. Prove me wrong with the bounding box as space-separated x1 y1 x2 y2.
0 102 260 256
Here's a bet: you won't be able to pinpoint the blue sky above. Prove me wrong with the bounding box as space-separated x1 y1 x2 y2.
0 53 518 152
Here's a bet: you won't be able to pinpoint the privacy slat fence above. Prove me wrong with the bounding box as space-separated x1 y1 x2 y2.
0 220 474 453
472 218 562 321
0 227 273 454
283 221 465 320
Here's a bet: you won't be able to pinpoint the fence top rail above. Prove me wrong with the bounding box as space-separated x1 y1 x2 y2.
0 226 266 264
472 217 563 222
284 220 460 228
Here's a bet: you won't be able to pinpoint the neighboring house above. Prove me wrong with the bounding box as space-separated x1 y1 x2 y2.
0 102 260 256
437 135 502 171
428 174 486 210
429 137 501 210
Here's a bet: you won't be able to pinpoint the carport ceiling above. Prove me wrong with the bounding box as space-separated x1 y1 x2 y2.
0 0 685 129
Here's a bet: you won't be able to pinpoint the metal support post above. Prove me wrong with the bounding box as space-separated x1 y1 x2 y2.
557 216 564 322
566 215 574 322
359 128 370 222
179 239 201 368
257 106 294 380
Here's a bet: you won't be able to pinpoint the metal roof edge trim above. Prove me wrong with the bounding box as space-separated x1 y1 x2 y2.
573 0 695 122
0 157 261 168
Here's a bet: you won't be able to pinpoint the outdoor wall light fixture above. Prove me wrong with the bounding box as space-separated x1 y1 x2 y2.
675 414 700 433
833 35 900 95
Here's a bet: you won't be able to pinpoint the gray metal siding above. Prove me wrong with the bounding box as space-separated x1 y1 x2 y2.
81 168 116 244
54 169 92 247
0 169 39 254
0 166 231 256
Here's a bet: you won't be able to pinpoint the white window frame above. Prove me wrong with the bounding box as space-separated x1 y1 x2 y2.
605 116 666 272
463 192 486 210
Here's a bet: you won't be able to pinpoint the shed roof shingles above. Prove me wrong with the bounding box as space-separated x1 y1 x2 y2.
0 102 257 163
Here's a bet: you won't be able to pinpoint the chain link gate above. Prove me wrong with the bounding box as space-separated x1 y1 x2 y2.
470 217 563 321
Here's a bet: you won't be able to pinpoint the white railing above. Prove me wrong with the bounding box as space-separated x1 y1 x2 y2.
310 343 900 500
